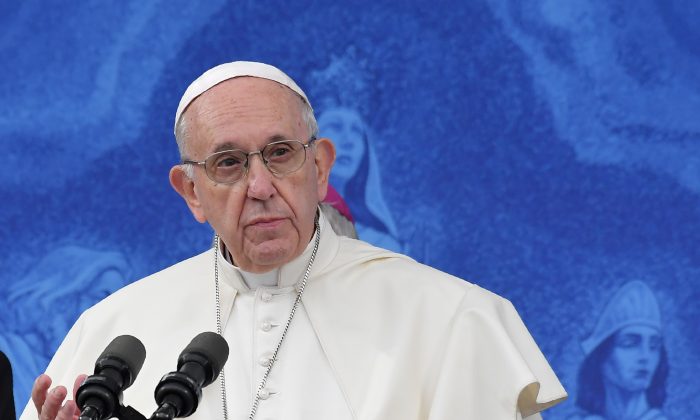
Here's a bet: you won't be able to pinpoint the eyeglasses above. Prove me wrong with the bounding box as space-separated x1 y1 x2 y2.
182 137 317 184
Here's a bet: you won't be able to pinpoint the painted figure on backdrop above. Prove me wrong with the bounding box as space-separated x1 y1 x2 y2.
310 52 402 252
0 246 131 410
570 281 669 420
317 107 401 251
491 1 700 195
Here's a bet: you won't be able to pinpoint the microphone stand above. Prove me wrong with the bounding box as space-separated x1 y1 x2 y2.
78 404 146 420
78 402 177 420
149 402 179 420
117 405 149 420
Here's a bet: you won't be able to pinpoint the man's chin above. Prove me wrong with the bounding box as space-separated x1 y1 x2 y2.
244 240 297 270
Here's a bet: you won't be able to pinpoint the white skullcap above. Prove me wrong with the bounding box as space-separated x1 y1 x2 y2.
581 280 662 355
174 61 312 134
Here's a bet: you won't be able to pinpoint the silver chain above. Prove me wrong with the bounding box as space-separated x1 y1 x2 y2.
213 234 229 420
213 216 321 420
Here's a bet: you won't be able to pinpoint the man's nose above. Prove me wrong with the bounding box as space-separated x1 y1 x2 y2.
245 154 276 200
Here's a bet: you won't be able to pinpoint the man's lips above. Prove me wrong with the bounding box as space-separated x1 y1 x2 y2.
247 217 286 228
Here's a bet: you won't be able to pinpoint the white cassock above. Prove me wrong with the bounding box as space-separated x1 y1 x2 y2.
20 212 567 419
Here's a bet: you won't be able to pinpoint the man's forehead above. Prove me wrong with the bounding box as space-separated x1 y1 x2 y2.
189 78 303 128
175 61 311 134
185 79 308 153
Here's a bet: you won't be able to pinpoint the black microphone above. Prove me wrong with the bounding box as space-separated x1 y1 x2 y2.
76 335 147 420
150 332 229 419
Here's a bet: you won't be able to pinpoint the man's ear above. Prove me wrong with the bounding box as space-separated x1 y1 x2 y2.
313 138 336 201
169 166 208 223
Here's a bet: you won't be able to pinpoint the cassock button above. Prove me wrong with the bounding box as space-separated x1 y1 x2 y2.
259 355 272 367
261 292 273 302
261 321 272 332
259 388 271 400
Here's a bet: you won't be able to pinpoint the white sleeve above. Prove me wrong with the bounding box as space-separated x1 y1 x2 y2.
427 288 567 419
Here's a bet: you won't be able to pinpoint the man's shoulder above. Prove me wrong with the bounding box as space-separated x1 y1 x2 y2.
320 236 515 317
88 249 213 311
122 249 211 289
333 235 475 291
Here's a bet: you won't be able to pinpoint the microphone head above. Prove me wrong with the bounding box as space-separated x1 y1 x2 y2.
178 332 229 384
97 335 146 387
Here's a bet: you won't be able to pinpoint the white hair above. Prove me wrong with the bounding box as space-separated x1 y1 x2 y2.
175 95 318 179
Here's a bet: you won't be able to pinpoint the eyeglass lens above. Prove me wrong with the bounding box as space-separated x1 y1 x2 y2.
205 140 307 183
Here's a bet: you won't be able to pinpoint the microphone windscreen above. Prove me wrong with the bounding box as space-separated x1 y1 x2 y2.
98 335 147 382
180 332 229 378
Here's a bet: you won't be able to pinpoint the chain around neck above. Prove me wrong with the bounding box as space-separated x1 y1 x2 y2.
214 215 322 420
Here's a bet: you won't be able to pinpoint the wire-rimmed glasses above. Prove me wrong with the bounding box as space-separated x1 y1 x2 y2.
181 137 317 184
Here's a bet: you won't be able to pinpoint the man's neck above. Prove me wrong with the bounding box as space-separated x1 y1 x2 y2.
221 222 319 289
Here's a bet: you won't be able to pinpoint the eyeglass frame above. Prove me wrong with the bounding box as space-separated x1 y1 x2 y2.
181 136 318 184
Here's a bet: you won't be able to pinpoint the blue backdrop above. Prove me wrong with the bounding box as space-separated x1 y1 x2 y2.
2 1 699 418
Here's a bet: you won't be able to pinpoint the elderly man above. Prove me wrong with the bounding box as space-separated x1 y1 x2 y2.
24 62 566 420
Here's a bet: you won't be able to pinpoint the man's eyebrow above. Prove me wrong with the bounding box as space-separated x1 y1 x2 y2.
210 135 292 153
212 142 242 153
266 134 290 143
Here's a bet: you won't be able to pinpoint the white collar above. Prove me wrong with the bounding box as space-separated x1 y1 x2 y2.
217 210 339 292
237 231 318 289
